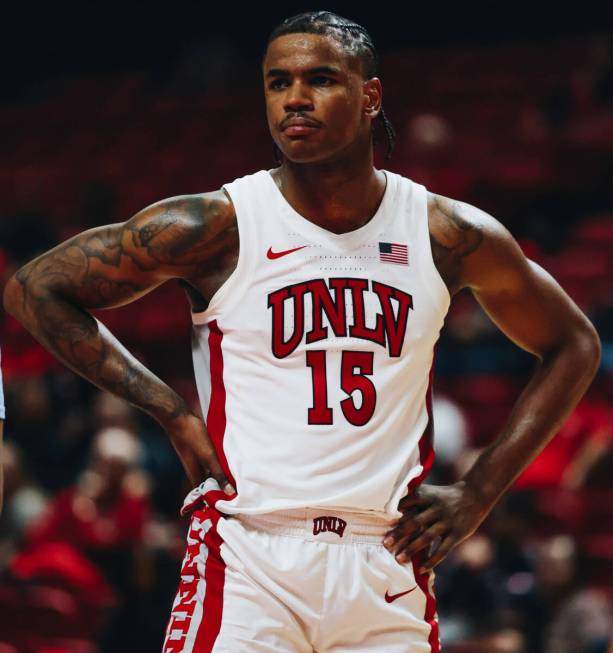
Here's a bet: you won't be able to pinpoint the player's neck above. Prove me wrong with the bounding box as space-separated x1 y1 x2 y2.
272 153 385 234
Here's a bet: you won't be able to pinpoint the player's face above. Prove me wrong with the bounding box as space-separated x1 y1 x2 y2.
263 33 380 164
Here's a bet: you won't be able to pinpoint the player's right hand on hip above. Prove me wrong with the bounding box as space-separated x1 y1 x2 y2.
383 481 486 571
164 413 235 495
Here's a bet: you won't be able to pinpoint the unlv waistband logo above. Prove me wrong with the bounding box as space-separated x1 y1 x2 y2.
313 515 348 538
267 277 413 359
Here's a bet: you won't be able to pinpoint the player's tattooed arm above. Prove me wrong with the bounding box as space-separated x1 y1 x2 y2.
386 196 600 571
3 191 237 489
427 193 484 296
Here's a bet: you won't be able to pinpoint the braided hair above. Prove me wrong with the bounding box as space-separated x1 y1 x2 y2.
264 11 396 165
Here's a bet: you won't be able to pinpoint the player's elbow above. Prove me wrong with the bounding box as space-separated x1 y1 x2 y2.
2 274 23 318
567 317 601 381
582 320 602 377
539 315 601 384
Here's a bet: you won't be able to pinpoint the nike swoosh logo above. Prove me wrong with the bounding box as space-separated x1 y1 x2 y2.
266 245 307 259
385 586 418 603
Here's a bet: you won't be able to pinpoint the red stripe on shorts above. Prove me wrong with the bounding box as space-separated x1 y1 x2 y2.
193 508 226 652
162 508 227 653
205 320 237 508
162 509 212 652
412 560 441 653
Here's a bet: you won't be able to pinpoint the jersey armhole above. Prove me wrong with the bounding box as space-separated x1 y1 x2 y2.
191 184 251 325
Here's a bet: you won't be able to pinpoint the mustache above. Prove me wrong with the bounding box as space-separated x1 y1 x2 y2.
281 114 322 130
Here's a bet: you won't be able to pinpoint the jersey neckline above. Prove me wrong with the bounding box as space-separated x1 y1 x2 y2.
264 168 396 246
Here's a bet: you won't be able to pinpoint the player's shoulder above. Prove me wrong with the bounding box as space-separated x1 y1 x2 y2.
142 167 271 226
425 190 527 293
426 190 515 258
129 187 237 252
387 171 505 245
115 188 239 279
144 187 235 225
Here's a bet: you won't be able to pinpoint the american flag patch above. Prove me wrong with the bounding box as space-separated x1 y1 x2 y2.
379 242 408 265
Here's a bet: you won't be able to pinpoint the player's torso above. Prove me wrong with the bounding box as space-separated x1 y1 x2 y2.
190 168 450 517
190 183 455 307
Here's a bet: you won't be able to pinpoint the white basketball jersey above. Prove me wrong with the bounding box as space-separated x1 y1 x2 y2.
191 168 450 518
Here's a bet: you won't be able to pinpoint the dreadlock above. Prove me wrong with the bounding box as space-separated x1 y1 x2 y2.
264 11 396 165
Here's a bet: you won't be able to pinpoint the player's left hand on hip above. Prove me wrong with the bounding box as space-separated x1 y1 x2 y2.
165 413 236 496
382 481 488 572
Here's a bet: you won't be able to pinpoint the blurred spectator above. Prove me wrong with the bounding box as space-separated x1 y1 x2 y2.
0 442 47 567
507 535 611 653
92 392 137 432
515 399 613 490
430 393 468 484
1 348 48 568
544 586 612 653
24 426 150 590
400 112 473 199
7 373 94 491
460 628 527 653
11 426 152 652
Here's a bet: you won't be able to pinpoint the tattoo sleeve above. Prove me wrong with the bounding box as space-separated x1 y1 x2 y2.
3 193 234 427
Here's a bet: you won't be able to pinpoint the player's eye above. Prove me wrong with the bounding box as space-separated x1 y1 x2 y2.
269 79 289 90
312 76 334 85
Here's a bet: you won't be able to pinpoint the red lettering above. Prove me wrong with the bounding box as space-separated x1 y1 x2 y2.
346 278 386 348
305 278 348 343
268 281 309 358
340 351 376 426
372 281 413 357
306 350 333 424
312 515 348 538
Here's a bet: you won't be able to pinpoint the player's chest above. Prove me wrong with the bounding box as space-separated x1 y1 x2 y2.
226 257 442 361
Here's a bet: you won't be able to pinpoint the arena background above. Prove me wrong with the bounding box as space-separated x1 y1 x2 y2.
1 2 612 651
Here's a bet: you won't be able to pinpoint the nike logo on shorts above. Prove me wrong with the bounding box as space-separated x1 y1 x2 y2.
266 245 307 259
384 586 418 603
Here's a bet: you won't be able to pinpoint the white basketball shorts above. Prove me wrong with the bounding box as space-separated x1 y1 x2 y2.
162 482 441 652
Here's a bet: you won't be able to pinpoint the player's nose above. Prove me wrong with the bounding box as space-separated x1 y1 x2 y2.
283 81 314 111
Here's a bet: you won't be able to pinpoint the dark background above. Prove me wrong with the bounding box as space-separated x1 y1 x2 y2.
4 2 613 100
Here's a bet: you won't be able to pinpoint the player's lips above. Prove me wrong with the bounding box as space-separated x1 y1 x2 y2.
281 117 321 136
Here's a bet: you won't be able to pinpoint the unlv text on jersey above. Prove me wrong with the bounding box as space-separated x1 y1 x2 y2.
267 277 413 359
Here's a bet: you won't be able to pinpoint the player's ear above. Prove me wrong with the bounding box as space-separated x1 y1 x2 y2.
363 78 382 119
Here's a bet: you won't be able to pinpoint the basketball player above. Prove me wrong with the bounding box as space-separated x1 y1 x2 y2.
3 11 601 652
